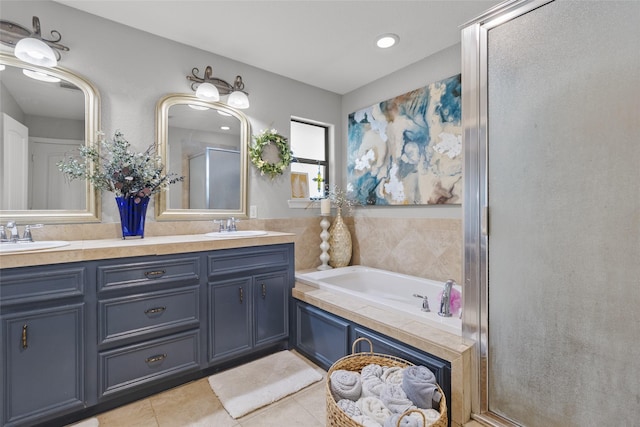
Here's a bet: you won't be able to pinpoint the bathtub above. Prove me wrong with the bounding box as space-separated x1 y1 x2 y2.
295 266 462 336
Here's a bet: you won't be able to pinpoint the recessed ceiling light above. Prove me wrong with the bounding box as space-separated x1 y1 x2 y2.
376 33 399 49
221 126 230 131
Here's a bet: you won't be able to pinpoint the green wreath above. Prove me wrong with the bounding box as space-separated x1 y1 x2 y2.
249 129 293 179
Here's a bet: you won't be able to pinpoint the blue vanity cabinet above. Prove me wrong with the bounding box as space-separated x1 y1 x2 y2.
208 277 252 361
95 255 202 400
0 264 87 427
254 271 289 346
207 244 294 365
0 242 295 426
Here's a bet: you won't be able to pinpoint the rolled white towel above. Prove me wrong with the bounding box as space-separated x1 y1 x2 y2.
402 366 441 410
352 414 383 427
337 399 362 418
330 369 362 401
361 363 385 398
362 364 384 378
379 383 416 414
381 366 404 386
356 396 392 425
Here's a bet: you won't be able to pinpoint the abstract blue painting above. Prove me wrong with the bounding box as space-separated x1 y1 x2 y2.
347 74 462 205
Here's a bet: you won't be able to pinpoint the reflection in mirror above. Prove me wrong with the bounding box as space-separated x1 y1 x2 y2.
0 53 100 224
155 94 248 220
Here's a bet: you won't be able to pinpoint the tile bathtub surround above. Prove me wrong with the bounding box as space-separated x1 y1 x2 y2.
26 216 461 279
249 216 463 282
351 217 462 283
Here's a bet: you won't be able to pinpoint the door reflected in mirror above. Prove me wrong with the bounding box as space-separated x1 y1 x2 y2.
1 61 85 210
0 53 100 224
156 95 248 220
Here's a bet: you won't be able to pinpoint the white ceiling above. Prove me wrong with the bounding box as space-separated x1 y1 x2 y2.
54 0 501 94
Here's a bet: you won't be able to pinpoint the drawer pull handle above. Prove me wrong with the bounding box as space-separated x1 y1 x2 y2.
144 306 166 315
144 270 166 279
262 283 266 298
239 287 244 303
145 353 167 364
21 324 28 349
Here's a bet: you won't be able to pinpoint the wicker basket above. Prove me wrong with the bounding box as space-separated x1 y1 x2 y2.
326 338 448 427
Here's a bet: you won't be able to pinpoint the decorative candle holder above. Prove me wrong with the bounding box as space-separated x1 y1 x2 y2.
318 215 332 270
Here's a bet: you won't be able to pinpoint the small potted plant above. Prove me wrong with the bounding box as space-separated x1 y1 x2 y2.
57 130 183 238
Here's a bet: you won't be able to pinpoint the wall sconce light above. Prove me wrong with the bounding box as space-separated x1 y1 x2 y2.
187 66 250 109
0 16 70 67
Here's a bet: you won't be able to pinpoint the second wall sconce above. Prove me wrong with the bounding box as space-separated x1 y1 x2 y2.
0 16 69 67
187 66 250 109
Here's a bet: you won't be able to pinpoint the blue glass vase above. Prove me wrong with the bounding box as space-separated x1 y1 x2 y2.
115 196 150 239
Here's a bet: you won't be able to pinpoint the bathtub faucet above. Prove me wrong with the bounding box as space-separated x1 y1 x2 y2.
412 294 430 312
438 279 456 317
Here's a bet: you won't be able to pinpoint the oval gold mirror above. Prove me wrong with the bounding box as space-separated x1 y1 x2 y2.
0 53 101 224
155 94 249 221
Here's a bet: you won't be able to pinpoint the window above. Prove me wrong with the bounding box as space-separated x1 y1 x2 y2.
290 119 329 199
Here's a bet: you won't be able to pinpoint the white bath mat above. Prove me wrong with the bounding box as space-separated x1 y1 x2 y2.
208 350 323 418
69 417 99 427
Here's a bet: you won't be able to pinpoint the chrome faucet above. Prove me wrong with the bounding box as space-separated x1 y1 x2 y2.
438 279 456 317
6 221 19 242
214 218 238 232
412 294 431 312
214 219 227 232
1 221 43 243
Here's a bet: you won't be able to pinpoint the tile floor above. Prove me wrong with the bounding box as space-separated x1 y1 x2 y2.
68 353 327 427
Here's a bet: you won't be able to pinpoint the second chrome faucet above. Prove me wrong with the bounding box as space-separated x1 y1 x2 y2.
213 217 239 232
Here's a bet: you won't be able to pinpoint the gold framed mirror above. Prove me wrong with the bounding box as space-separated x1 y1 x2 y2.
155 94 249 221
0 53 101 224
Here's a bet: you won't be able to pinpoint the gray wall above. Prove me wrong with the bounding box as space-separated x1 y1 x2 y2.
1 0 463 224
0 0 343 222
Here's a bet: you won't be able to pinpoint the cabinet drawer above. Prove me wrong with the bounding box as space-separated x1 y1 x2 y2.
208 245 290 277
98 286 200 346
99 331 200 398
0 266 85 307
97 257 200 292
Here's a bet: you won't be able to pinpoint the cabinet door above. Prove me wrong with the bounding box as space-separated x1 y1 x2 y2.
254 271 289 346
294 302 350 370
208 278 251 362
1 304 84 426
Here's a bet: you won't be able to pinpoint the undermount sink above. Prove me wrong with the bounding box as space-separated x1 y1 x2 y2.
0 240 70 253
204 230 268 239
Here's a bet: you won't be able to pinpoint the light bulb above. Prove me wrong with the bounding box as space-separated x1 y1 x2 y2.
227 91 250 109
15 38 57 67
195 82 220 102
23 69 61 82
376 33 399 49
188 104 209 111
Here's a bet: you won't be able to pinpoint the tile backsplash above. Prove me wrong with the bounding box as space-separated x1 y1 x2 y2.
30 216 461 282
